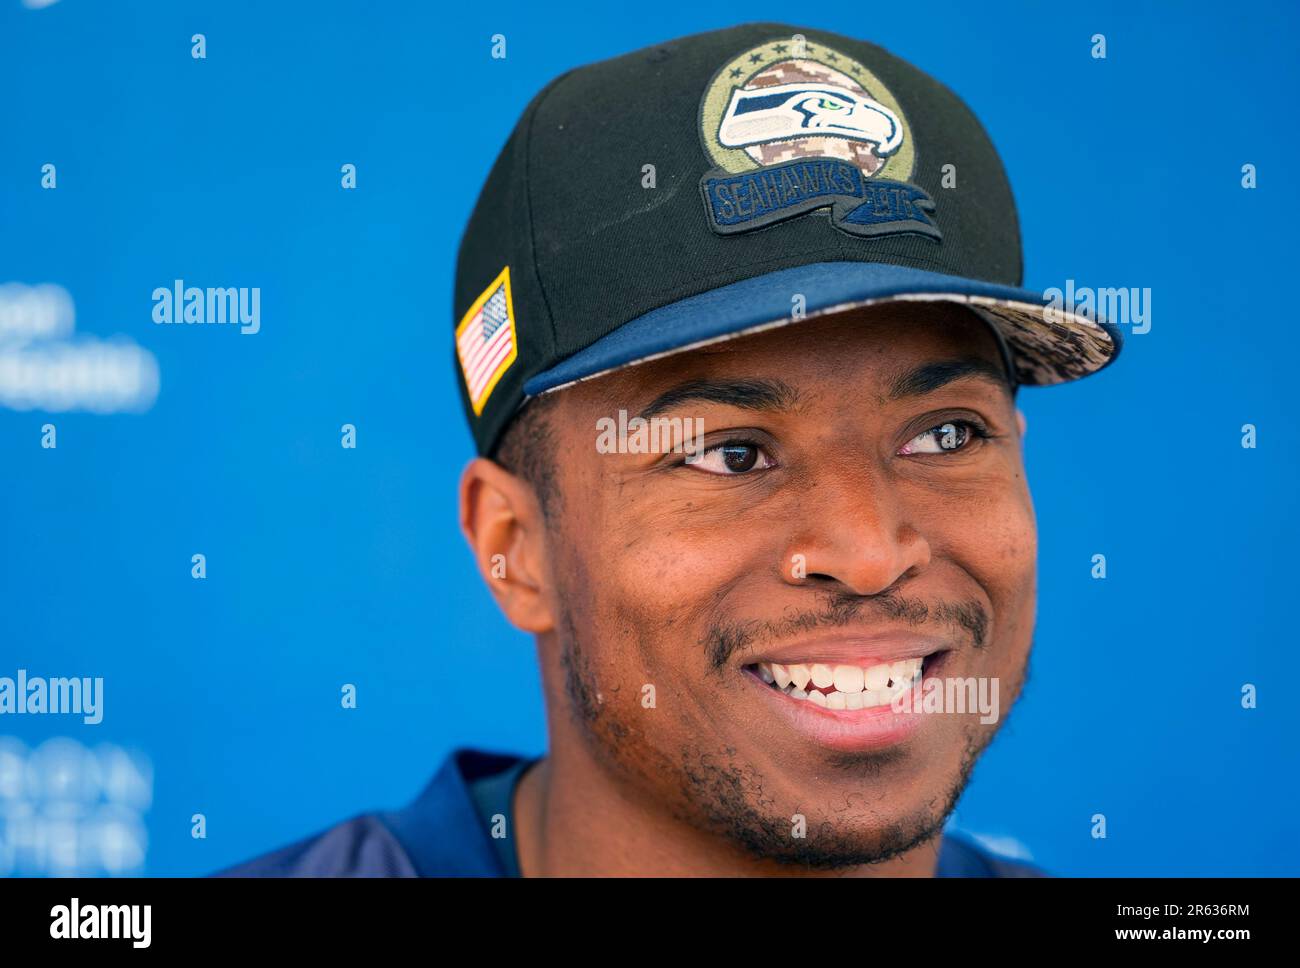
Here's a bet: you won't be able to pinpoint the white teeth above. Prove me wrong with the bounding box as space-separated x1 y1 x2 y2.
833 664 864 694
754 656 931 709
788 664 812 690
865 662 890 690
889 658 923 687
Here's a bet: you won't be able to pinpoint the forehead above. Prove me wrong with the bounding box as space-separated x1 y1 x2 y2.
565 300 1009 411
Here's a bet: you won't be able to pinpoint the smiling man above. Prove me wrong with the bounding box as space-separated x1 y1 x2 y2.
478 303 1040 877
219 22 1120 878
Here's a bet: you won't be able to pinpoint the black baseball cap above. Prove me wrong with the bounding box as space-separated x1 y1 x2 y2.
453 22 1122 456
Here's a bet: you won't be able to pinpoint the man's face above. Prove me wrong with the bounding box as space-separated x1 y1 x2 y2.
531 302 1036 869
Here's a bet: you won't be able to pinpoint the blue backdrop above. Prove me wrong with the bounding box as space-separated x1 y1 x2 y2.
1 0 1296 877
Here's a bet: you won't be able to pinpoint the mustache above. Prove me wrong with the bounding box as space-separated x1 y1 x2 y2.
703 589 989 671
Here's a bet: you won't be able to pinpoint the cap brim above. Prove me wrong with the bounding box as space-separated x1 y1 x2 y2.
523 262 1122 396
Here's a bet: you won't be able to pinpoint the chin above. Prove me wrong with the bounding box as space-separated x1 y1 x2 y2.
678 748 964 871
725 806 951 871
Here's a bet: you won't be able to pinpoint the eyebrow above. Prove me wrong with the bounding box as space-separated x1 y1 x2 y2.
886 358 1015 400
636 361 1010 420
638 378 802 419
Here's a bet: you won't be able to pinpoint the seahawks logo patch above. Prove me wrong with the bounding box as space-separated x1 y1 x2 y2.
698 39 941 241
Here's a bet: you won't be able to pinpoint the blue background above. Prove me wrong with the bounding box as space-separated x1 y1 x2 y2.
2 0 1296 876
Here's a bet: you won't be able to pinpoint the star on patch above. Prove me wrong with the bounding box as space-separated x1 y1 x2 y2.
749 52 763 64
773 43 788 53
729 67 743 78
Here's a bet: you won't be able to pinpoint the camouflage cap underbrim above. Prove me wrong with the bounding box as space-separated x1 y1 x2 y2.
967 301 1119 385
876 293 1121 386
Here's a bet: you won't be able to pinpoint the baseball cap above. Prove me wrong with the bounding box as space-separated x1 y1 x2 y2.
453 22 1122 456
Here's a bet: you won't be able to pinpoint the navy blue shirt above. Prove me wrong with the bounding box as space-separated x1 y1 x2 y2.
215 748 1044 877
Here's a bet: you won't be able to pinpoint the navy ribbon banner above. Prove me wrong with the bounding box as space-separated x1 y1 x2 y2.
701 158 941 240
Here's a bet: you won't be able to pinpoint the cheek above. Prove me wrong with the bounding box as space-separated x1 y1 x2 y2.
966 493 1037 670
585 466 767 612
601 517 766 647
919 482 1037 621
981 495 1037 578
952 459 1034 559
551 476 769 684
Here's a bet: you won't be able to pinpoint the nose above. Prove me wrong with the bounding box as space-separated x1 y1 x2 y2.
782 469 931 596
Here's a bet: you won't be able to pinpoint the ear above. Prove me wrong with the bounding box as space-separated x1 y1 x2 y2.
1016 408 1027 436
458 457 556 634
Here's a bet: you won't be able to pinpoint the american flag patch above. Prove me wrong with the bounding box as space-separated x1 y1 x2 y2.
456 266 518 415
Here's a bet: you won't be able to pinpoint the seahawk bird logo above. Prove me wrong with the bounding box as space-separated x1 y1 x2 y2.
717 82 904 157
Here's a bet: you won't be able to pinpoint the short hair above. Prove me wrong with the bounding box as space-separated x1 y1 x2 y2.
490 391 562 519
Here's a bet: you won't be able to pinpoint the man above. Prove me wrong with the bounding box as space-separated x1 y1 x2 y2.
220 21 1120 877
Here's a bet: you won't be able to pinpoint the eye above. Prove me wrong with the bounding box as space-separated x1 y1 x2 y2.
688 440 775 476
818 98 843 110
898 420 985 456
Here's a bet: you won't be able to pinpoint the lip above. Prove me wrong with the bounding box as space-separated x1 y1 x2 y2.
740 630 950 668
742 646 952 754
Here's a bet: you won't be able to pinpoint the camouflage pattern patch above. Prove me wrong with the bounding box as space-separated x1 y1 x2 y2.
968 301 1118 385
733 60 891 177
